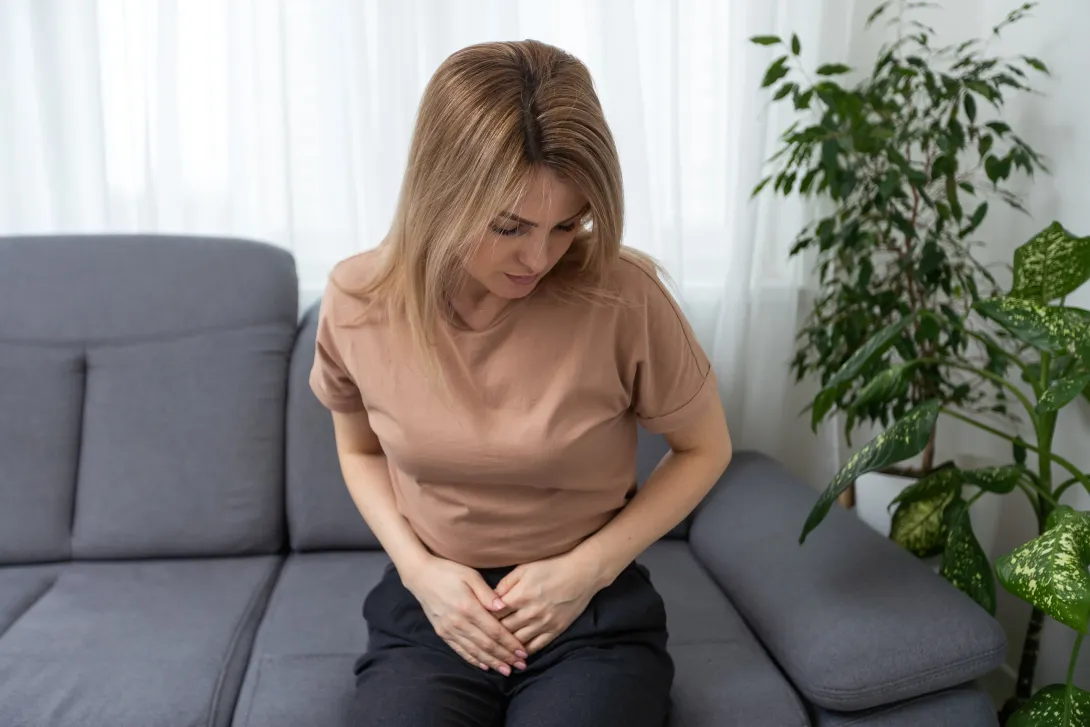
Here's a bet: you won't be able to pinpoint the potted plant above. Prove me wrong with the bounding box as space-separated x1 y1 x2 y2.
750 0 1049 534
800 219 1090 725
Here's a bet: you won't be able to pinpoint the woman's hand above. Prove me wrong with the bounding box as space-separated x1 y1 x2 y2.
493 550 605 655
401 555 528 675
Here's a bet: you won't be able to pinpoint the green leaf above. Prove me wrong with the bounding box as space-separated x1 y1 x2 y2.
800 401 941 544
974 298 1090 359
752 176 772 197
810 383 844 431
987 121 1012 136
866 1 891 26
1037 374 1090 413
791 34 801 55
823 314 917 390
750 35 782 46
773 82 796 101
1022 56 1051 75
960 466 1024 494
761 56 790 87
793 88 813 110
852 363 913 412
1008 684 1090 727
1010 221 1090 304
816 63 852 76
996 506 1090 633
889 467 962 510
941 503 996 614
963 93 977 122
891 489 954 558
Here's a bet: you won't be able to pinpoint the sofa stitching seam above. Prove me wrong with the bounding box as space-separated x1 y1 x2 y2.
205 560 282 727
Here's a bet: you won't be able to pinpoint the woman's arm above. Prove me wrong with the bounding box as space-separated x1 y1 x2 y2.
573 390 733 590
331 410 528 675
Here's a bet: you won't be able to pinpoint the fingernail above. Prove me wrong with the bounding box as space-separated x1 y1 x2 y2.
515 660 527 671
479 663 489 671
499 665 511 677
515 650 528 659
492 598 506 610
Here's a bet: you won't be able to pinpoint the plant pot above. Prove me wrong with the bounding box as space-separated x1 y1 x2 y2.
854 461 1005 561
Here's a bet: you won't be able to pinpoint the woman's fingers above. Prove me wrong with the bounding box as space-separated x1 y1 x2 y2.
459 617 527 673
526 631 556 655
446 639 489 671
464 571 508 613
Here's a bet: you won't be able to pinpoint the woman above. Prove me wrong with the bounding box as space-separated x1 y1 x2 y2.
310 39 732 727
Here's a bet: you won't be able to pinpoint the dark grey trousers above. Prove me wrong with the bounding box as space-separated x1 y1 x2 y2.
351 560 674 727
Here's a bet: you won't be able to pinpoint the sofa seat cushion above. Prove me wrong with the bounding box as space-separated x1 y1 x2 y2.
0 564 60 637
812 682 997 726
642 542 809 727
0 556 281 727
234 544 808 727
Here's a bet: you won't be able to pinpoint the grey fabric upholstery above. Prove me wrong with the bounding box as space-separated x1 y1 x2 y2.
233 545 810 727
689 452 1008 712
812 683 998 726
233 552 385 727
285 305 380 552
642 542 809 727
0 235 298 559
0 565 60 637
0 556 281 727
0 345 82 564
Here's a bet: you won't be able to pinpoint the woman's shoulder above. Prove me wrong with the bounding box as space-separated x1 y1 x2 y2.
320 247 390 328
602 248 675 305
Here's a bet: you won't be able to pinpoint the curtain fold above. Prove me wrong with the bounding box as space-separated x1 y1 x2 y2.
0 0 858 483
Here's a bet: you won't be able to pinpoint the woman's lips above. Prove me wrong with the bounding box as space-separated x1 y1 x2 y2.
506 273 539 286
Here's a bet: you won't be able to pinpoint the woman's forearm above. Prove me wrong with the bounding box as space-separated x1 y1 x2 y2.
573 445 731 589
339 451 434 574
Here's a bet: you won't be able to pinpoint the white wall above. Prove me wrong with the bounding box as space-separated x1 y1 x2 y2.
841 0 1090 696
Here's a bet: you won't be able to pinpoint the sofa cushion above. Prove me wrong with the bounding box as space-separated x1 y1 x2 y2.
0 345 82 564
0 234 299 560
641 541 809 727
72 326 293 558
0 565 60 637
233 544 808 727
689 452 1008 712
285 306 379 551
812 683 997 726
0 556 281 727
233 551 385 727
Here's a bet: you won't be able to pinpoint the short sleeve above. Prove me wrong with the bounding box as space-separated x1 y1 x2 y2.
309 283 366 414
626 267 716 433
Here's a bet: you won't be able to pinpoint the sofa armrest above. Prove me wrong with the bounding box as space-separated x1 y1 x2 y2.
688 451 1007 712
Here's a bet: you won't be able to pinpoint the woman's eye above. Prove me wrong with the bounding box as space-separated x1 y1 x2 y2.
555 222 577 233
491 225 522 237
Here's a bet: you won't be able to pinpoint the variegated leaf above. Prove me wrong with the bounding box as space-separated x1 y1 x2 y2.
1008 683 1090 727
995 506 1090 633
1038 374 1090 414
975 298 1090 360
1010 221 1090 304
800 400 941 544
940 503 996 614
959 465 1025 494
891 490 955 558
888 467 962 511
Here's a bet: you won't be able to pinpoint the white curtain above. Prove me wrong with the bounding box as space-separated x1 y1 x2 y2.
0 0 857 483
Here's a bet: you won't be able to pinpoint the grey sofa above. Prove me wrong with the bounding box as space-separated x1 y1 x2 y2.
0 235 1006 727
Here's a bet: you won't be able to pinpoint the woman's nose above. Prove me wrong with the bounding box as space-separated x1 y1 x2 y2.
517 237 548 273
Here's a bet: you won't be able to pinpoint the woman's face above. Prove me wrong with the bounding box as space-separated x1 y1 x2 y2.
465 167 588 300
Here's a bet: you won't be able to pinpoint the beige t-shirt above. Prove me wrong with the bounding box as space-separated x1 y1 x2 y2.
310 249 716 568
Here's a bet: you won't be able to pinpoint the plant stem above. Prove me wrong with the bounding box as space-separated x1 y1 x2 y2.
1054 476 1081 501
940 408 1090 497
1015 607 1047 702
1065 632 1085 725
915 358 1038 426
921 424 938 473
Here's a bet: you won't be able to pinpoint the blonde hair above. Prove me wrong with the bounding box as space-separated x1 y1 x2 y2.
334 39 657 380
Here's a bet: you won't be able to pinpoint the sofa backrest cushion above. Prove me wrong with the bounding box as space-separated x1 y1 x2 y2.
285 303 380 551
0 235 297 562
